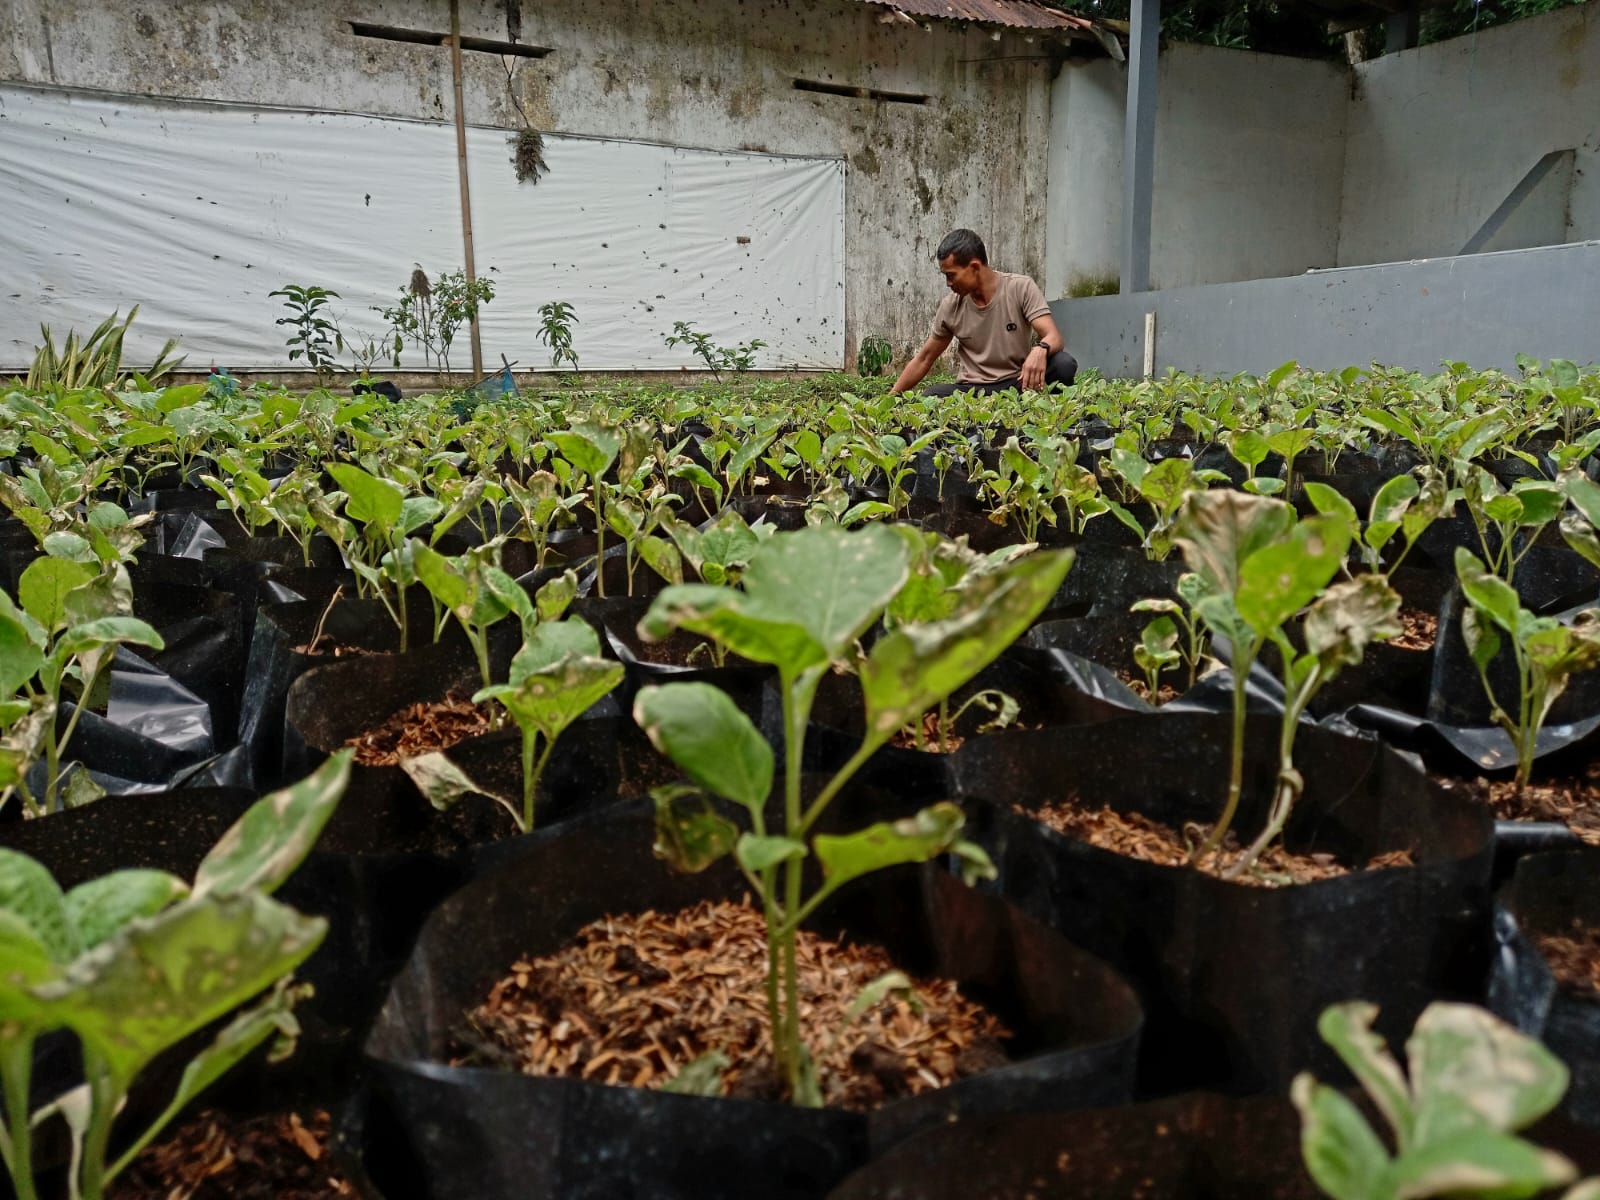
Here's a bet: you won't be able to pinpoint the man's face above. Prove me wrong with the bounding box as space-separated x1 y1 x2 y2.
938 254 983 297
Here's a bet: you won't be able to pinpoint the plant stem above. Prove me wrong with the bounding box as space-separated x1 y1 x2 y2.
78 1055 117 1200
0 1036 39 1200
1193 642 1252 866
520 731 555 833
778 675 806 1099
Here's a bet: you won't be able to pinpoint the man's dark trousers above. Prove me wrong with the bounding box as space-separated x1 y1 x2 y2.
918 350 1078 397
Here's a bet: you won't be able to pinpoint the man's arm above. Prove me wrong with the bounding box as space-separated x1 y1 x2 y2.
889 334 952 395
1019 313 1064 392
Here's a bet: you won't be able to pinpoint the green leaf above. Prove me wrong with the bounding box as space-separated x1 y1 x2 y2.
1406 1002 1570 1147
0 607 45 698
1234 516 1351 638
398 495 444 537
634 683 773 814
327 463 403 530
1227 428 1271 469
1315 1001 1416 1150
532 570 577 624
549 422 621 478
843 971 915 1027
639 535 683 586
480 654 623 742
192 750 351 899
0 847 79 964
66 871 189 950
860 549 1074 741
1366 474 1420 555
735 833 807 872
1455 548 1522 635
411 543 470 613
110 980 308 1180
508 618 602 680
811 802 970 893
1290 1073 1394 1200
19 557 96 633
399 751 500 813
1303 481 1359 529
662 1050 730 1096
1510 481 1564 528
1385 1131 1574 1199
651 786 739 873
43 531 96 564
1303 576 1403 673
1174 490 1297 594
58 616 164 657
37 891 325 1090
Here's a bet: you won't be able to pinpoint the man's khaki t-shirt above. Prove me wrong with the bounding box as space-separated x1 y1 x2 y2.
930 272 1050 384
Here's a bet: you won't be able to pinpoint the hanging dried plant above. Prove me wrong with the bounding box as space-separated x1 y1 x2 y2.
409 265 432 301
511 128 549 185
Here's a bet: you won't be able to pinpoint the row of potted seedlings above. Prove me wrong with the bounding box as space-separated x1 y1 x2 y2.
3 365 1600 1197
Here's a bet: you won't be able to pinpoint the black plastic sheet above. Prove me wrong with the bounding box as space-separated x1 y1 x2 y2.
948 714 1494 1095
1488 848 1600 1127
361 800 1143 1200
828 1093 1318 1200
239 596 453 790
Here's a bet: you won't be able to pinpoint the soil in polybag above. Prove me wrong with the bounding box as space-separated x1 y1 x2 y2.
948 714 1493 1095
360 799 1142 1200
240 596 457 790
1489 847 1600 1127
283 628 622 835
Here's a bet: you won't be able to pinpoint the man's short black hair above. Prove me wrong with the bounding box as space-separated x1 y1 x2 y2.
936 229 987 266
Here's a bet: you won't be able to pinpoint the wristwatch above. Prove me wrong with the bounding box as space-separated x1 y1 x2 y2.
1033 340 1052 356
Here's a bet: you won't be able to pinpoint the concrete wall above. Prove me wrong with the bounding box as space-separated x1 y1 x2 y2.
1051 240 1600 378
1046 43 1348 297
1339 5 1599 266
0 0 1060 367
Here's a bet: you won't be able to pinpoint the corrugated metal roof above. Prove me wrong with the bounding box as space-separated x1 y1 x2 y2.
857 0 1096 34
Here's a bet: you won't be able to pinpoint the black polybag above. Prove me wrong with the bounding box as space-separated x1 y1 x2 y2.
948 714 1494 1094
360 800 1144 1200
1488 847 1600 1127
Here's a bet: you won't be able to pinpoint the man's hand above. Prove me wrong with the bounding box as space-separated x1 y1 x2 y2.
1019 345 1048 392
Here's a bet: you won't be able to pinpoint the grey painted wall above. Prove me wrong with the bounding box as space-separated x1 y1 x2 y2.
1047 44 1349 298
1051 241 1600 378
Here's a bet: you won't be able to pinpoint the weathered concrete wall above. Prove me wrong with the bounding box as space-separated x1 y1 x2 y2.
1046 43 1348 298
0 0 1059 368
1051 240 1600 378
1339 5 1599 265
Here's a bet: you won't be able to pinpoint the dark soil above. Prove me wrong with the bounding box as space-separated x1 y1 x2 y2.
1026 797 1415 887
344 691 493 766
1536 922 1600 997
1117 672 1181 706
1391 605 1438 651
457 896 1010 1111
1439 770 1600 846
110 1109 355 1200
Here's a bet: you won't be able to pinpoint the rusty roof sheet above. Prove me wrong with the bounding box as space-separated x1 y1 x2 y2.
857 0 1096 33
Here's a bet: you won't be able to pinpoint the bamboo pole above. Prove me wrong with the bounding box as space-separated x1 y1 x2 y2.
449 0 485 378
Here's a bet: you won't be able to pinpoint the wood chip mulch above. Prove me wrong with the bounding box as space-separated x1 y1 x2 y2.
1024 798 1415 887
110 1109 355 1200
344 691 493 766
1391 606 1438 651
888 711 967 754
1444 770 1600 847
1535 922 1600 997
458 897 1011 1111
1118 673 1182 706
292 639 379 659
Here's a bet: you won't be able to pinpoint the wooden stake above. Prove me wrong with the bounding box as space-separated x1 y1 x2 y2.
449 0 485 379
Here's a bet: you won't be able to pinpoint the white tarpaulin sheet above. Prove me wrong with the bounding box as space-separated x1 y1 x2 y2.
0 84 845 373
